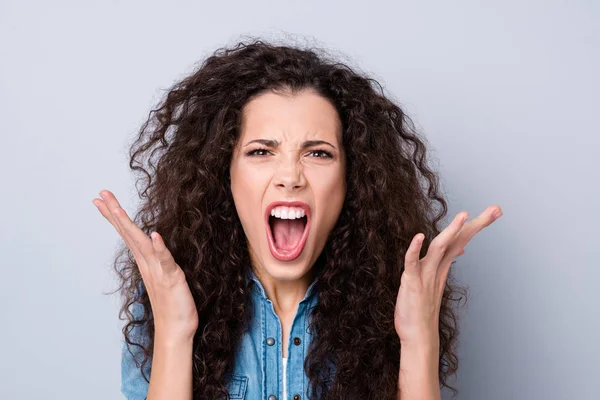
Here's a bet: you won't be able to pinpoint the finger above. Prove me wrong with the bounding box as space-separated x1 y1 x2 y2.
97 190 153 265
96 190 129 235
453 205 502 247
424 212 469 270
111 206 155 261
94 197 149 279
439 205 502 266
403 233 425 275
93 198 124 236
436 246 465 287
150 232 178 274
99 189 126 217
437 206 501 285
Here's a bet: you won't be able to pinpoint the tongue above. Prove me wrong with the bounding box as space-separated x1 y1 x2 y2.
272 218 305 250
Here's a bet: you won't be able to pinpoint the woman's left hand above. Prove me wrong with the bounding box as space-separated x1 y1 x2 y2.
394 205 503 347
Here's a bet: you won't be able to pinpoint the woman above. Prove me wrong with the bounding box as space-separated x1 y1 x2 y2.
93 39 502 400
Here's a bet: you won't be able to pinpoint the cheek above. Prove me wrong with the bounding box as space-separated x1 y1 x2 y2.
230 165 269 229
308 168 346 222
308 167 345 197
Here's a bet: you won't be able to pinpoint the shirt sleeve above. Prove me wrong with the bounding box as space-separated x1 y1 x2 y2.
121 298 152 400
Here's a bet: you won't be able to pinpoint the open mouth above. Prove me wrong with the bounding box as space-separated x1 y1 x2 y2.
265 203 311 262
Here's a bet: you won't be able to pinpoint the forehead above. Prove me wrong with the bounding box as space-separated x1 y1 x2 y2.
239 89 342 144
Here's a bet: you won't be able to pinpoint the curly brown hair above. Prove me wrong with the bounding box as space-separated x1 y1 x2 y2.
112 37 467 399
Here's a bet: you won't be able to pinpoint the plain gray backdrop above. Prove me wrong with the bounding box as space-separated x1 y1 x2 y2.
1 1 598 399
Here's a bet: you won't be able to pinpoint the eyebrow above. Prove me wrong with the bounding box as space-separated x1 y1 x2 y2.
243 139 338 150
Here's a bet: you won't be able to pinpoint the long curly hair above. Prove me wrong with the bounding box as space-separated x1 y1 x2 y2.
112 37 468 399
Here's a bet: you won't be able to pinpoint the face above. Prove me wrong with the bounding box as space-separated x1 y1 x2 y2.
230 88 346 283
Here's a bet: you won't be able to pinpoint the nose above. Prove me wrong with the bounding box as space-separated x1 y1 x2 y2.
272 159 306 191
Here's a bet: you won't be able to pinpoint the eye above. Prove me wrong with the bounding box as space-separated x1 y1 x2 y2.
245 148 271 157
307 150 333 158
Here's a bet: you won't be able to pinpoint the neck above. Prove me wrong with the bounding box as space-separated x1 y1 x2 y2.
253 266 314 315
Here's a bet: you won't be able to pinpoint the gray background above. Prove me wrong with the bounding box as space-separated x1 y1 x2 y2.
1 0 598 399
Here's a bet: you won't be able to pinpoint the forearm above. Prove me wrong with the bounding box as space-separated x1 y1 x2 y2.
147 333 194 400
397 342 441 400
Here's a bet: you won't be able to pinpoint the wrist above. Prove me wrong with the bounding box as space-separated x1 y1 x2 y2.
400 342 439 367
155 327 196 348
400 334 440 353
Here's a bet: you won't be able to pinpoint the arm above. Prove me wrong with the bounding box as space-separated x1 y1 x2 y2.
95 190 200 400
395 207 502 399
146 333 194 400
397 341 441 400
121 298 195 400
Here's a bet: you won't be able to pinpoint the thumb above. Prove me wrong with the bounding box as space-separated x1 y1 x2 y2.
150 232 178 273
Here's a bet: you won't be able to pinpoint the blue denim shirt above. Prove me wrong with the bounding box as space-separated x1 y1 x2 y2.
121 269 327 399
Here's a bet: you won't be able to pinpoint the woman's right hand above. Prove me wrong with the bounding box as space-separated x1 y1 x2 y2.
93 189 199 343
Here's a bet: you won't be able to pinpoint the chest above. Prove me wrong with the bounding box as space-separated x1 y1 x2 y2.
224 290 317 400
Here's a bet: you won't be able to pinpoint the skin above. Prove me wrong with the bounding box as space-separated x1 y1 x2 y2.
229 88 347 357
396 206 503 399
92 88 503 398
93 191 197 400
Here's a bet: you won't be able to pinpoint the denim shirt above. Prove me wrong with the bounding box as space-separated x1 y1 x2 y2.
121 269 328 400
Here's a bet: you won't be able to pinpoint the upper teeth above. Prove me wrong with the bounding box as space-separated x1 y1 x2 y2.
270 206 306 219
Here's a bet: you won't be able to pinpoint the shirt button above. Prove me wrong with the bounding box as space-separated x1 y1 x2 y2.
293 337 301 345
293 395 301 400
268 396 277 400
266 337 275 346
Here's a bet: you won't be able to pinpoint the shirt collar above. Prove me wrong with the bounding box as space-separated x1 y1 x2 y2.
244 266 319 303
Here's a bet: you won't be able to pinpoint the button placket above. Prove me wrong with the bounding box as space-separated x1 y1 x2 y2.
252 271 321 400
284 299 311 400
264 298 282 400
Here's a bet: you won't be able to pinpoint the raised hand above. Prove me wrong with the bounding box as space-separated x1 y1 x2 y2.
93 190 199 342
394 205 503 346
